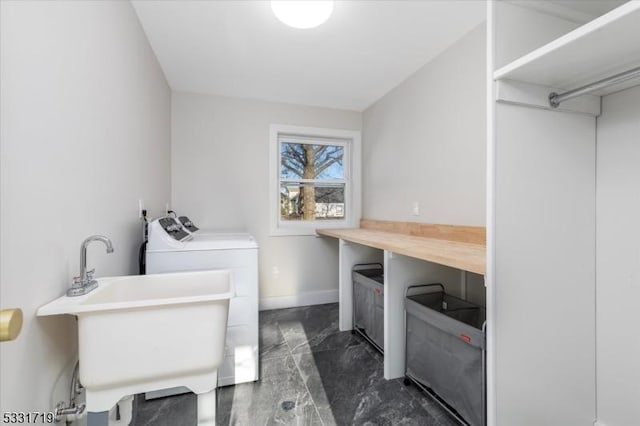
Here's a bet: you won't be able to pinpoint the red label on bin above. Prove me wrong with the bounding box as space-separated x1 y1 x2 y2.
460 334 471 343
375 288 381 295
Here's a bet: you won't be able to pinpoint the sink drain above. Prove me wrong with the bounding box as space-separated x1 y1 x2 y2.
281 400 295 411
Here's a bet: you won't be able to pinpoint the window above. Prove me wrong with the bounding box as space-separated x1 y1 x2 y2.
270 124 361 236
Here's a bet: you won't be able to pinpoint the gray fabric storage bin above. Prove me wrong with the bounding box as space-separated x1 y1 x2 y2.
352 265 384 351
405 291 486 426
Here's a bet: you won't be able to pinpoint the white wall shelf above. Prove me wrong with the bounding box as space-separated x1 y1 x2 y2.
494 1 640 95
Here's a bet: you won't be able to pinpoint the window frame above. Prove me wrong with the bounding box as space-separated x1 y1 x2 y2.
269 124 361 236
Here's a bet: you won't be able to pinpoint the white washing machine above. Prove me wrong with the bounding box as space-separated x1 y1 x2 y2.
145 216 259 389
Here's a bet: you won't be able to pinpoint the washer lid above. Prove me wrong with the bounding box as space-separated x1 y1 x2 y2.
147 231 258 252
190 232 258 249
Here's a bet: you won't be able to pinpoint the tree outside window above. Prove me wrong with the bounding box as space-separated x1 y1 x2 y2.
270 125 360 236
280 140 346 221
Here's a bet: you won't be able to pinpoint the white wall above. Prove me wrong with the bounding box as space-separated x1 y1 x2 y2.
171 92 361 302
362 23 486 226
0 1 170 415
596 84 640 426
489 4 601 424
494 104 596 425
494 2 580 69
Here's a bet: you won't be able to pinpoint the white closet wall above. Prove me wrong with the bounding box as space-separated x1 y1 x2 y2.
494 104 596 424
595 84 640 425
491 3 598 424
489 1 640 424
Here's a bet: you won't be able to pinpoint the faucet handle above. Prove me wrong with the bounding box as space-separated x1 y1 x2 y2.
72 276 82 287
86 269 95 281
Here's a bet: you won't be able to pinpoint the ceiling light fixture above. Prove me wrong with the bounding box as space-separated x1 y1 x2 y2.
271 1 334 29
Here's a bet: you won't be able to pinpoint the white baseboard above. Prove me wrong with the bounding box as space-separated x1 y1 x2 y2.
259 289 339 311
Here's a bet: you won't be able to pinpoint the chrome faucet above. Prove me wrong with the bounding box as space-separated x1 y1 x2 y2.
67 235 114 297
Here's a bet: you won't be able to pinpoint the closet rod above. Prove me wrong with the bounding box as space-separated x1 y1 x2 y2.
549 66 640 108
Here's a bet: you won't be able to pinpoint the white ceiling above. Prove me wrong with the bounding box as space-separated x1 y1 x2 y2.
548 0 628 17
132 1 486 111
510 0 628 23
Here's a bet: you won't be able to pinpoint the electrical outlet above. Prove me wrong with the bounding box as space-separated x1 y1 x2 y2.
412 201 420 216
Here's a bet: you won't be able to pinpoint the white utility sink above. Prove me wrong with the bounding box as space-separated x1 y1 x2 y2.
38 270 233 424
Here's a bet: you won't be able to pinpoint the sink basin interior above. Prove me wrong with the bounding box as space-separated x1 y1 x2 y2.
82 271 232 305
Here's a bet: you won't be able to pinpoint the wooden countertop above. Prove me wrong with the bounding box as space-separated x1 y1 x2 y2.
317 220 486 275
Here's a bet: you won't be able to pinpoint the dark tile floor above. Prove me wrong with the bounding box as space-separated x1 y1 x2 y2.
134 303 459 426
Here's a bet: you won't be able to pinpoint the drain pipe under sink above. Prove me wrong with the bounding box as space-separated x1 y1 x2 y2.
54 361 133 426
54 361 85 424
